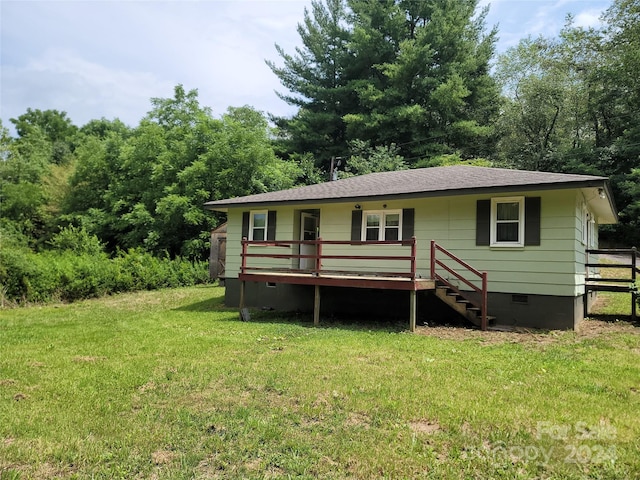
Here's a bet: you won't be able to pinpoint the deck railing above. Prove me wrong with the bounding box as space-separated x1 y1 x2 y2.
240 236 418 279
586 247 638 321
430 240 489 330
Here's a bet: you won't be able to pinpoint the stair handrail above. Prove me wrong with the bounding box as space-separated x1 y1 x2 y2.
585 247 637 321
430 240 488 330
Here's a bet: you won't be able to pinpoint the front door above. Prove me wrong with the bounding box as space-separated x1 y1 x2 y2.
300 213 319 270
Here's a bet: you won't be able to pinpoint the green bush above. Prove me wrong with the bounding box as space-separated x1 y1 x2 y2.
0 245 210 304
49 225 105 256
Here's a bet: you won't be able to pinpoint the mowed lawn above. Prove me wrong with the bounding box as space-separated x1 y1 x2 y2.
1 285 639 479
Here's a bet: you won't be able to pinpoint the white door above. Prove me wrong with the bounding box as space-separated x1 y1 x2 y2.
300 213 319 270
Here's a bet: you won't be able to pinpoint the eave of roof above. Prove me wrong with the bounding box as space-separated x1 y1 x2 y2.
204 165 615 215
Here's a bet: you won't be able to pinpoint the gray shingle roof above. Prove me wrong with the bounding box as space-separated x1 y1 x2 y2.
204 165 609 210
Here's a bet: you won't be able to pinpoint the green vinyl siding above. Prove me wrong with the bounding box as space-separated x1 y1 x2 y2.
319 203 412 274
223 189 591 297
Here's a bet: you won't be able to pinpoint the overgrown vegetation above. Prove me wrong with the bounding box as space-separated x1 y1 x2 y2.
0 224 209 305
1 286 638 479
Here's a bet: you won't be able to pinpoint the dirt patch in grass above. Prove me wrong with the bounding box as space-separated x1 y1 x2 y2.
72 355 107 363
409 420 441 435
577 317 638 336
151 449 176 465
415 318 638 346
345 412 371 429
1 462 77 480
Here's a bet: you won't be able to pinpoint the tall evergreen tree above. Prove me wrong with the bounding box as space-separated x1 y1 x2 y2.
267 0 353 171
268 0 500 170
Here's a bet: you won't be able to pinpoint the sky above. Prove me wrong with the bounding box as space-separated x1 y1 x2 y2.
0 0 612 135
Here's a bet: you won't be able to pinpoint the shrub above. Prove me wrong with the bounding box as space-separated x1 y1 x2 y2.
0 245 210 305
49 225 105 256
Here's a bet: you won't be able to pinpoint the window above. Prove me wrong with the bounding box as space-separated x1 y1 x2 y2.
491 197 525 247
582 205 596 247
249 210 267 241
242 210 277 241
589 217 596 248
476 197 540 247
362 210 402 241
581 206 588 245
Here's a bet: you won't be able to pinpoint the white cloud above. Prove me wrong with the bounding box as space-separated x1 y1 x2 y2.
573 9 604 28
2 48 173 127
0 0 613 131
0 0 309 129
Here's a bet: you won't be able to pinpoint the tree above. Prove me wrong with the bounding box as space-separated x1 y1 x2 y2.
347 0 499 160
267 0 354 170
494 1 640 245
10 108 78 164
337 139 407 178
0 123 53 244
65 86 302 258
268 0 500 169
494 37 572 171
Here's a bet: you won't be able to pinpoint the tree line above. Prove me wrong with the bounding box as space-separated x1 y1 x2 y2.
1 0 638 285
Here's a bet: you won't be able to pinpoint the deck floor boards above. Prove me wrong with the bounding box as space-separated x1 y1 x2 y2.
239 271 436 291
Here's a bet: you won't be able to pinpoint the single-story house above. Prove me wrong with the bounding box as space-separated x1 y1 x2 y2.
204 165 618 330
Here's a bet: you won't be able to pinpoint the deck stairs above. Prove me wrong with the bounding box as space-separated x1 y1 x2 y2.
434 283 496 328
430 241 494 329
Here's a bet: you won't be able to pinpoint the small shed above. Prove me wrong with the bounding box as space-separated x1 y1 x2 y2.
209 223 227 283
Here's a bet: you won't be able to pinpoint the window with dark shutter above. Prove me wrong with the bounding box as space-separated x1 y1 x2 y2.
524 197 541 246
402 208 415 239
476 197 541 247
245 210 276 241
351 210 363 242
241 212 250 239
476 200 490 246
267 211 277 241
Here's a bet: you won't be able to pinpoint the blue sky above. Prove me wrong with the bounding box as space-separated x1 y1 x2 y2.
0 0 612 134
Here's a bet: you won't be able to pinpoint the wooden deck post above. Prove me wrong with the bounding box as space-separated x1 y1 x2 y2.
239 237 247 320
632 247 637 322
314 285 321 326
430 240 436 279
409 290 416 332
239 280 246 320
481 272 488 331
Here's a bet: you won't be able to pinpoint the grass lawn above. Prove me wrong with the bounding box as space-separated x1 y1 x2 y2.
1 285 639 479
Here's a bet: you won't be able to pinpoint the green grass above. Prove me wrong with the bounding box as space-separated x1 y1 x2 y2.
1 286 639 479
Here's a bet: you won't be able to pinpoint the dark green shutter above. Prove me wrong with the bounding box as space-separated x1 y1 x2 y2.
476 200 490 246
402 208 415 239
524 197 541 246
351 210 363 242
241 212 249 239
267 211 277 241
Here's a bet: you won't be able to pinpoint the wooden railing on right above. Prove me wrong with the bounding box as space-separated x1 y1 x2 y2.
430 240 489 330
586 247 639 322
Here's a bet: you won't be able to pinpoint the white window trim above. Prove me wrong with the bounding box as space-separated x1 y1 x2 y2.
583 208 587 245
361 210 403 241
589 217 596 248
490 197 525 247
249 210 268 242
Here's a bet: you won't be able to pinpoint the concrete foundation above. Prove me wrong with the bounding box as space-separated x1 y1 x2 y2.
225 278 586 330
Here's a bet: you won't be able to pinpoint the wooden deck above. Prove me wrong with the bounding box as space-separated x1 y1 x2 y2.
238 238 491 331
239 271 436 291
